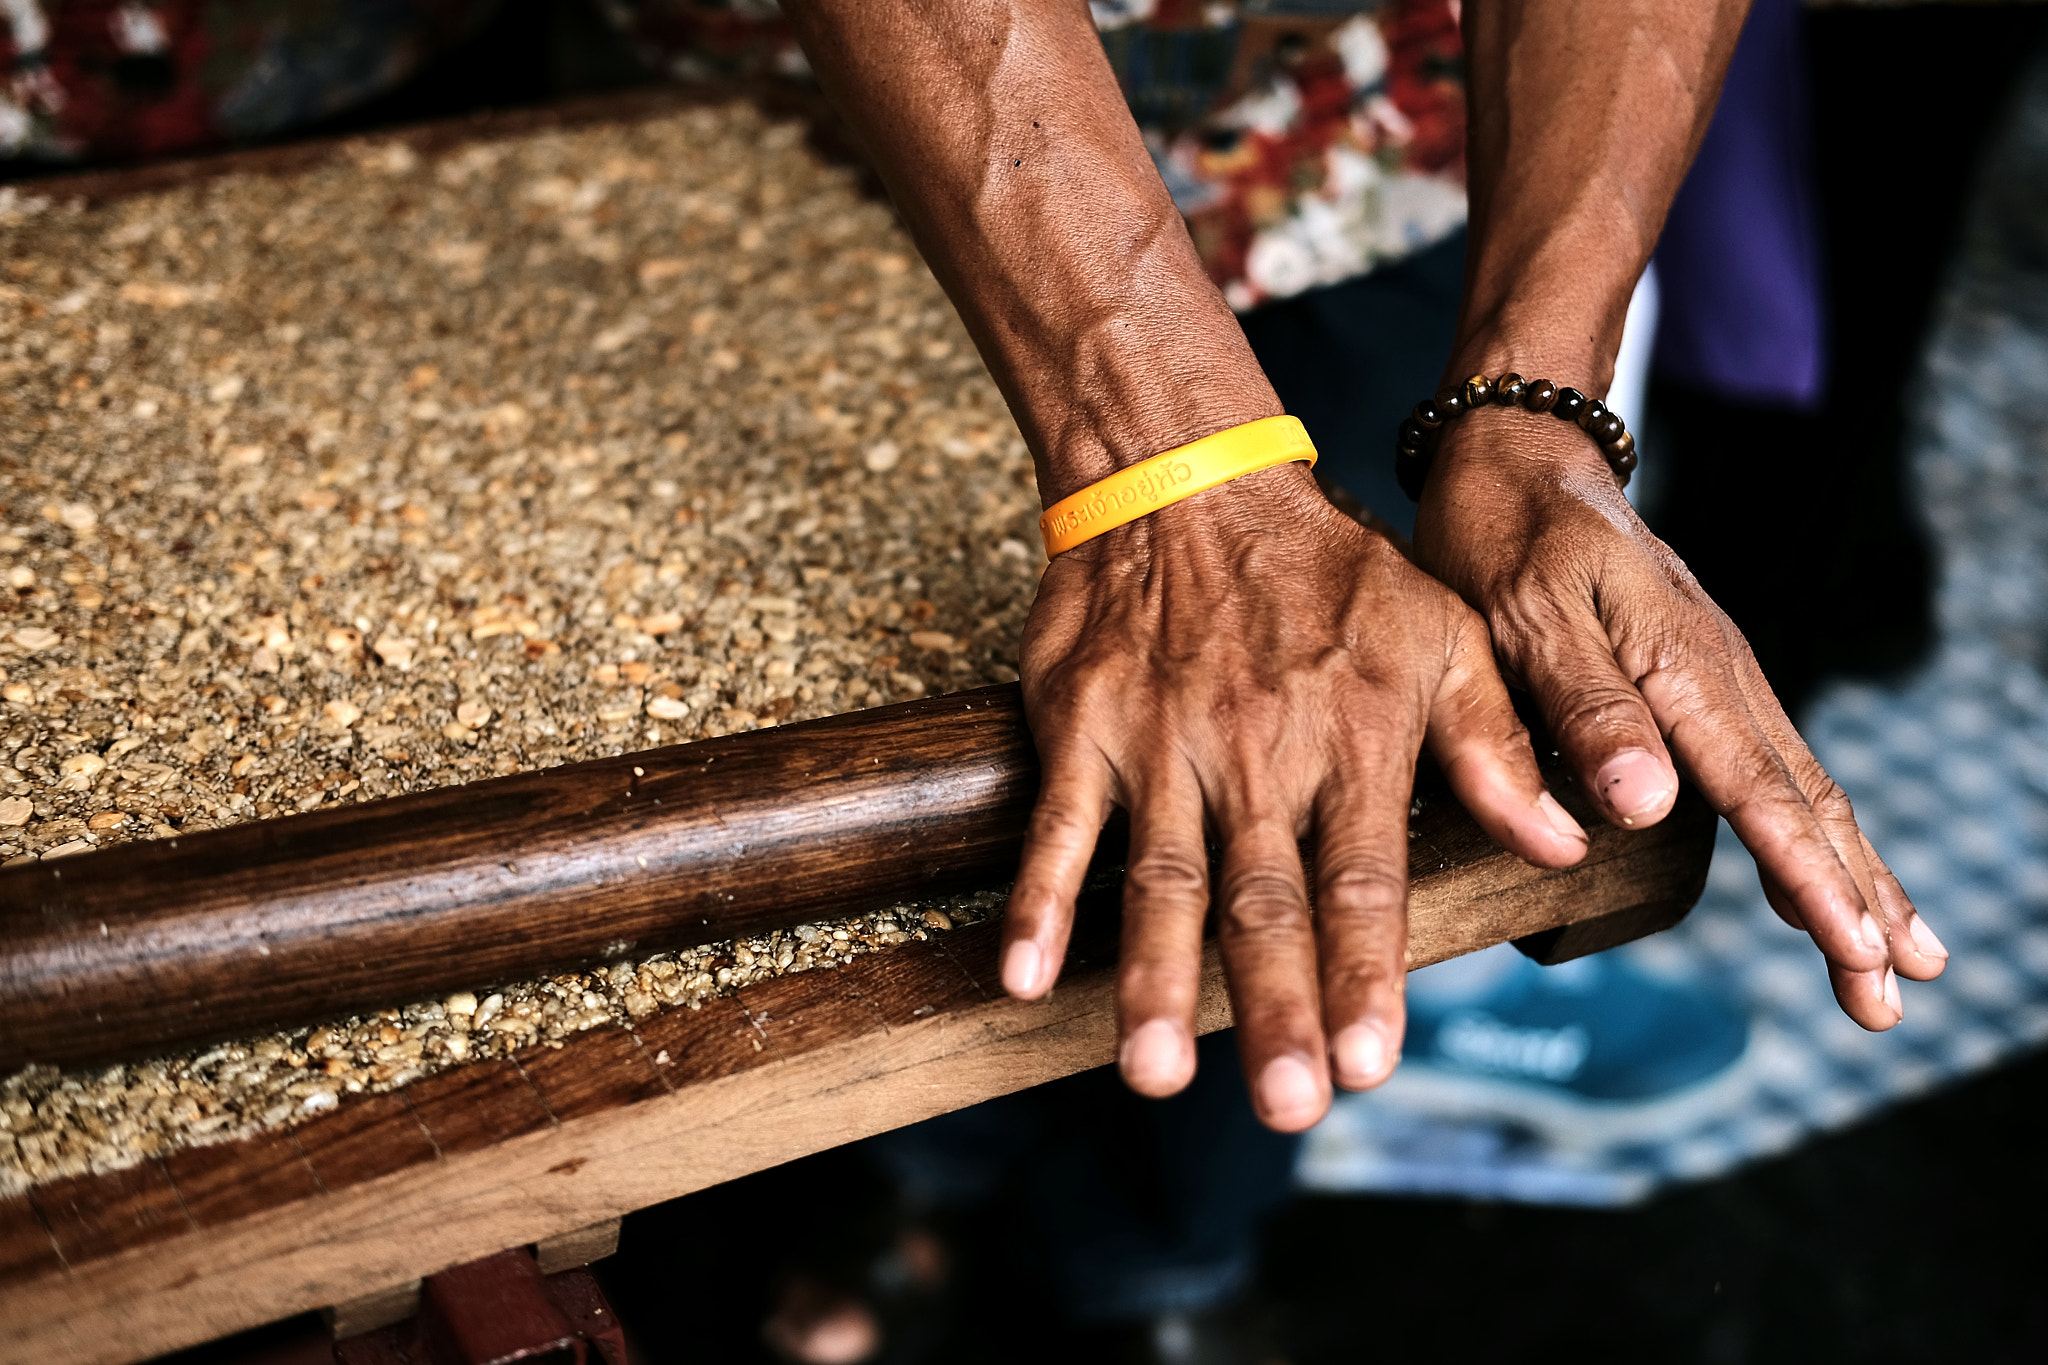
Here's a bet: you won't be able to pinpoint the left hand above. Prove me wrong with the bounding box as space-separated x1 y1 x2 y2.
1413 410 1949 1030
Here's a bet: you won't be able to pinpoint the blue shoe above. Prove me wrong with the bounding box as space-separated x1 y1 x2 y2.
1374 946 1756 1150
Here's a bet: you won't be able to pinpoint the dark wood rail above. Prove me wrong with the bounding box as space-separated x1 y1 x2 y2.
0 687 1038 1071
0 680 1720 1075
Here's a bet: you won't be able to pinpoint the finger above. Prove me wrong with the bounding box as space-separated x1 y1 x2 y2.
1511 595 1680 830
1753 805 1942 991
1723 651 1948 983
1761 878 1808 932
1310 737 1415 1093
1427 606 1588 869
1002 740 1112 1001
1744 785 1916 998
1115 761 1210 1098
1707 652 1818 939
1214 807 1330 1133
1864 832 1947 980
1663 632 1918 1022
1753 757 1935 996
1830 959 1903 1032
1636 647 1887 977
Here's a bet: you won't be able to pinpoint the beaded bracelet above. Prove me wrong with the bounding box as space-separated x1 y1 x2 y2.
1394 373 1638 501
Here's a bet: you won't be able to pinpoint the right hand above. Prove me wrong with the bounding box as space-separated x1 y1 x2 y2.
997 462 1593 1132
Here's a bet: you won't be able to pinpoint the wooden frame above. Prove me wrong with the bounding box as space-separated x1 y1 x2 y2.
1 687 1040 1071
0 777 1714 1365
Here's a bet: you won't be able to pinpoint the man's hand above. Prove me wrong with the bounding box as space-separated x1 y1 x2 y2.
1415 418 1949 1030
780 0 1592 1130
1000 462 1591 1132
1414 0 1946 1029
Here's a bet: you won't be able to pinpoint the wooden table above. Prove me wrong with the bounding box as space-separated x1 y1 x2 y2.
0 734 1714 1365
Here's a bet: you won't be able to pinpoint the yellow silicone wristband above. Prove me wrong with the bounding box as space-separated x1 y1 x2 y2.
1037 415 1318 557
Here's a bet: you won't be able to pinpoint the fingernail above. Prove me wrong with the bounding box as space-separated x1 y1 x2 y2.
1858 912 1885 955
1121 1019 1192 1094
1536 792 1587 844
1883 966 1902 1017
1002 940 1044 997
1908 915 1949 961
1257 1054 1324 1128
1332 1023 1391 1088
1595 749 1674 823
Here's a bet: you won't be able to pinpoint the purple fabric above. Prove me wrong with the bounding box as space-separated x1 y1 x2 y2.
1652 0 1827 409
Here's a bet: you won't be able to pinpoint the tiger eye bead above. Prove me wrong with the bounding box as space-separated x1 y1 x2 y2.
1397 370 1639 502
1587 410 1627 446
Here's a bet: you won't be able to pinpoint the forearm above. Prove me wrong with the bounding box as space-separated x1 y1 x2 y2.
781 0 1279 505
1451 0 1750 392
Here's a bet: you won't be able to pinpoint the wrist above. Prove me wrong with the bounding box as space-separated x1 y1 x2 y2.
1426 404 1624 506
1000 285 1282 507
1058 459 1326 569
1030 378 1285 508
1441 326 1620 407
1039 415 1316 557
1399 365 1639 505
1447 218 1651 403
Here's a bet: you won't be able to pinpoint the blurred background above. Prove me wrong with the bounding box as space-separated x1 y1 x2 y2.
9 0 2048 1360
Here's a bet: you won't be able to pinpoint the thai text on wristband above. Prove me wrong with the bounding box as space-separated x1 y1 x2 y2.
1038 415 1318 557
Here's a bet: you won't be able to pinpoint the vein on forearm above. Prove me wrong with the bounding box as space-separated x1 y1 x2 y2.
784 0 1279 504
1456 0 1750 387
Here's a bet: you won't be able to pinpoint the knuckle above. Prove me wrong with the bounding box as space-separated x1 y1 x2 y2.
1329 672 1425 740
1443 594 1491 646
1725 743 1794 796
1124 848 1210 905
1481 595 1551 662
1777 741 1842 798
1313 866 1407 923
1483 585 1583 673
1217 869 1309 938
1656 606 1752 685
1028 656 1123 722
1233 1002 1322 1050
1721 765 1813 824
1027 791 1101 844
1044 678 1115 731
1552 685 1649 745
1809 777 1855 822
1322 949 1407 1007
1430 601 1500 680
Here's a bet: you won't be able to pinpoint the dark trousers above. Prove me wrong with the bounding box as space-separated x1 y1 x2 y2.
864 1030 1298 1325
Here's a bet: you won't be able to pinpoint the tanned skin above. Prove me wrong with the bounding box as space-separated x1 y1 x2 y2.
780 0 1947 1134
1418 0 1946 1036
